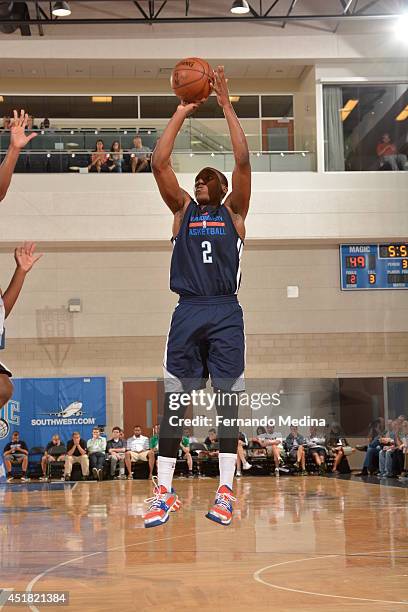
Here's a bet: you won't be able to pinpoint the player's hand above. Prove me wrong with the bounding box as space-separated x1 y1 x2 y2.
177 98 206 117
9 110 37 150
213 66 230 108
14 242 43 272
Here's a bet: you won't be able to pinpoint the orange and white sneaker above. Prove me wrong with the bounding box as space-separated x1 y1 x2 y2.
205 484 236 526
143 477 181 528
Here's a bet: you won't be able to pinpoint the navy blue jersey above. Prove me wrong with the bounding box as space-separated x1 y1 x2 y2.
170 200 243 297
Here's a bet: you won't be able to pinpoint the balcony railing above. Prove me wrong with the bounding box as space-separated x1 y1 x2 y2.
0 127 314 172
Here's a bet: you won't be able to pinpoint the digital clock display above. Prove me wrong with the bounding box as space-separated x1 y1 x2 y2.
379 244 408 258
341 244 408 290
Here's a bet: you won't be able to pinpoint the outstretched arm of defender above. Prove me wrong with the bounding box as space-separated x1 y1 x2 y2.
2 242 42 318
213 67 251 219
0 110 37 202
151 102 201 214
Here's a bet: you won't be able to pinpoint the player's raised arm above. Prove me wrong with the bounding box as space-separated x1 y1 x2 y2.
151 102 201 214
0 110 37 202
213 67 251 220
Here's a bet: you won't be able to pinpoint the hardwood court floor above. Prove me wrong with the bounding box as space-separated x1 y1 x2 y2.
1 476 408 612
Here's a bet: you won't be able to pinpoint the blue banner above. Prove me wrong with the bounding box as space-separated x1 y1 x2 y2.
0 377 106 455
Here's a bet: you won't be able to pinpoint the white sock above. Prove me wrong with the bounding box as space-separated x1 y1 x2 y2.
158 456 176 492
218 452 237 490
119 467 125 475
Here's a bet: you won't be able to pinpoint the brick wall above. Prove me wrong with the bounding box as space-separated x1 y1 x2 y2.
4 332 407 430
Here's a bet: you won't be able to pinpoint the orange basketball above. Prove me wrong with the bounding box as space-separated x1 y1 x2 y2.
171 57 214 103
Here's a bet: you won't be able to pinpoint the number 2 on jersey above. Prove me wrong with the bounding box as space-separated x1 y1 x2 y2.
201 241 213 264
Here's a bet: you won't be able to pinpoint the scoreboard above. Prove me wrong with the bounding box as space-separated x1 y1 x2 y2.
340 244 408 290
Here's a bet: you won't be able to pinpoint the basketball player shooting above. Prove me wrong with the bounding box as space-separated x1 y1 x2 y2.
0 110 37 202
144 66 251 528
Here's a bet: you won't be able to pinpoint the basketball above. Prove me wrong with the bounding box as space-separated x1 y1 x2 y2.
171 57 214 103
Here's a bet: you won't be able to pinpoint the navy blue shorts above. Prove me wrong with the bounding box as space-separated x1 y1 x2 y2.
164 295 245 392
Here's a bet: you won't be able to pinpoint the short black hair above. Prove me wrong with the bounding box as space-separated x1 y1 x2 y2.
112 426 121 432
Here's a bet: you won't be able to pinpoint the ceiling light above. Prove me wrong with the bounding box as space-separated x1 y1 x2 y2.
395 13 408 40
231 0 250 15
0 96 3 102
396 105 408 121
229 96 240 103
92 96 112 103
52 1 71 17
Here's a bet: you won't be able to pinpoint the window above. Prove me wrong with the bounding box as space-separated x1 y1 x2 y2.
323 83 408 171
0 95 138 118
261 95 293 117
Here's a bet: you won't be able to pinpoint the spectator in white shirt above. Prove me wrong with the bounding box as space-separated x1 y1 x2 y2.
252 425 287 476
125 425 155 480
87 427 107 481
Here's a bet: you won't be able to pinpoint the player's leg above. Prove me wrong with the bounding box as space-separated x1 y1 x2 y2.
206 299 245 526
143 392 187 528
144 301 206 528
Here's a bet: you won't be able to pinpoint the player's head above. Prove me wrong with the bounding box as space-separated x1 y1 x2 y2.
194 167 228 206
12 431 19 441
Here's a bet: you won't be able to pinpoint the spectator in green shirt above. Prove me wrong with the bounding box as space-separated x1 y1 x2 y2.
150 424 160 452
180 428 197 478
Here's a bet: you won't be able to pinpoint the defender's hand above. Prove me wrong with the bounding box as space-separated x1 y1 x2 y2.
177 98 206 117
10 110 37 150
14 242 43 272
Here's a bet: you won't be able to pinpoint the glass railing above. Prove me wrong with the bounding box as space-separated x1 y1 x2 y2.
0 149 314 173
0 128 315 172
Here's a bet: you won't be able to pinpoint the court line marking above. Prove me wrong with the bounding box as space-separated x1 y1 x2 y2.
24 526 225 612
253 553 408 605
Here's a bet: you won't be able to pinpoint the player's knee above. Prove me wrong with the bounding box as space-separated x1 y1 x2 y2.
0 376 13 408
